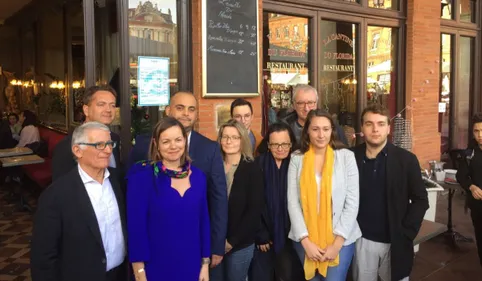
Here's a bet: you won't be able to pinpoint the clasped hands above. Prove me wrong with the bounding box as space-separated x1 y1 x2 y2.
301 238 341 262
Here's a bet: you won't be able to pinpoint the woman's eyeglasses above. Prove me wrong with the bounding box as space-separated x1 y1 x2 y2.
268 143 292 150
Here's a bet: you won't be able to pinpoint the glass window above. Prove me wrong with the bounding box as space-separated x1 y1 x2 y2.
460 0 476 23
453 36 474 149
95 0 121 125
36 3 67 129
369 0 398 10
263 12 309 112
320 20 358 146
439 34 452 155
367 26 398 117
128 0 179 140
441 0 453 19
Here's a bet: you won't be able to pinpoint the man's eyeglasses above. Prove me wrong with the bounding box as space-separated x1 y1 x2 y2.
268 143 292 150
77 141 117 150
295 101 317 108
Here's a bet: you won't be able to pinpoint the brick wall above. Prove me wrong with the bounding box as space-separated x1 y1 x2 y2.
406 0 441 168
192 0 263 140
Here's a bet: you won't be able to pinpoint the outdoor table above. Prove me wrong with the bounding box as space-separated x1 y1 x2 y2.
437 180 474 245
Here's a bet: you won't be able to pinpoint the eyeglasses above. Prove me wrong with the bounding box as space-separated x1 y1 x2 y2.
295 101 317 108
221 135 241 142
268 142 292 150
77 141 117 150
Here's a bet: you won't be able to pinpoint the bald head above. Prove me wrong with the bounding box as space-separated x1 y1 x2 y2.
165 91 198 132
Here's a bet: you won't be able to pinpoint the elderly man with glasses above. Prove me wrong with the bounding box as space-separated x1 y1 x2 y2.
31 121 128 281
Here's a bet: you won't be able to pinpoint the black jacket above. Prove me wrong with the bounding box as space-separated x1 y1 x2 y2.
51 132 121 182
30 167 128 281
353 143 429 280
456 145 482 210
227 158 265 251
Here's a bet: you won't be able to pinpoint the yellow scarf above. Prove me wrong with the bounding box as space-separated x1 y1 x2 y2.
300 145 339 279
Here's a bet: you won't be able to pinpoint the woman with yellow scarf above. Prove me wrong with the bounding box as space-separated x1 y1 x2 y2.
287 109 361 281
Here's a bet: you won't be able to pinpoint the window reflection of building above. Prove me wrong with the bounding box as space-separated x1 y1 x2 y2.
128 1 178 89
263 13 309 113
366 26 397 117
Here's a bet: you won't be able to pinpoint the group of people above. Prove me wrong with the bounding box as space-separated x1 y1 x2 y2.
30 84 431 281
0 109 40 149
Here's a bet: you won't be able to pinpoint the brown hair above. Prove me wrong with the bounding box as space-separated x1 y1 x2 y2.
299 109 346 153
82 85 117 106
148 117 191 165
361 104 391 125
217 119 254 161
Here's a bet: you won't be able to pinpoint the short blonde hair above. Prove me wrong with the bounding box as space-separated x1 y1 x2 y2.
217 119 253 161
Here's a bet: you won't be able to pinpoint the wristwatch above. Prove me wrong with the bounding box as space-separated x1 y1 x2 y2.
201 257 211 265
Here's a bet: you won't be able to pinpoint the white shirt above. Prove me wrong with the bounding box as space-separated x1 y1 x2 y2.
78 165 125 271
16 125 40 147
188 131 192 148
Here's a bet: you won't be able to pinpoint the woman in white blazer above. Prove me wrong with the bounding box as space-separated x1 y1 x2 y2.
287 109 361 281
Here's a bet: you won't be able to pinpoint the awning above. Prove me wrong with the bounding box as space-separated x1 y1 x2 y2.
368 60 391 74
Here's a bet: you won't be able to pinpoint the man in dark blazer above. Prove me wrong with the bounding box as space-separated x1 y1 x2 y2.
128 91 228 268
31 122 127 281
352 104 428 281
52 85 121 181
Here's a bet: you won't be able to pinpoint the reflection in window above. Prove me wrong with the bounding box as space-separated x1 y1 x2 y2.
128 0 179 140
95 0 121 125
320 20 357 146
369 0 397 10
366 26 398 118
453 36 474 149
460 0 476 23
263 12 309 114
439 34 452 155
441 0 453 19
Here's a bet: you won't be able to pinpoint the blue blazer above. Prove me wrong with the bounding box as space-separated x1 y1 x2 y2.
127 131 228 256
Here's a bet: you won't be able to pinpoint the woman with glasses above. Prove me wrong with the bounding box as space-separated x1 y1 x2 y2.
288 109 360 281
126 117 210 281
210 119 264 281
249 122 304 281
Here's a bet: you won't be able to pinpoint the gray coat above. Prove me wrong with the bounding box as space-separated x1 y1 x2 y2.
287 148 361 245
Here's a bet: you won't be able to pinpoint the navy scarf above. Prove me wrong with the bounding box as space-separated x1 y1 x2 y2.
259 152 290 253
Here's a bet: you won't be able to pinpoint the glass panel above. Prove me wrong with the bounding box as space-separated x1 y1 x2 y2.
453 36 474 149
95 0 121 126
320 20 358 147
368 0 398 10
439 34 452 156
263 12 309 115
36 4 67 129
460 0 476 23
441 0 453 19
128 0 179 141
70 2 86 124
366 26 398 117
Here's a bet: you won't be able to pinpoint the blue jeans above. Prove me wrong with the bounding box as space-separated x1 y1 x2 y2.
293 241 355 281
249 247 276 281
210 244 255 281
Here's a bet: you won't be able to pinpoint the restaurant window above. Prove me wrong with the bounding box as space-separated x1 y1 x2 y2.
460 0 476 23
441 0 453 19
369 0 398 10
453 36 474 149
128 0 179 140
439 34 452 156
320 20 358 146
367 26 398 117
263 12 309 113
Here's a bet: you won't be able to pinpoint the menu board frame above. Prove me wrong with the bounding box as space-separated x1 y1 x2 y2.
201 0 260 98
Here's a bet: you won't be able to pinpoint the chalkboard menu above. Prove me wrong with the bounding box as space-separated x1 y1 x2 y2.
202 0 260 97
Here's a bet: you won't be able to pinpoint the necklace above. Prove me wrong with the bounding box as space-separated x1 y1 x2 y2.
159 161 190 179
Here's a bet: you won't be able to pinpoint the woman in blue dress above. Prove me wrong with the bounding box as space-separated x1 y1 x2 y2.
127 117 210 281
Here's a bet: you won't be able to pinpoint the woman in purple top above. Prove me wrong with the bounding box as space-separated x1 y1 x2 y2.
127 117 210 281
